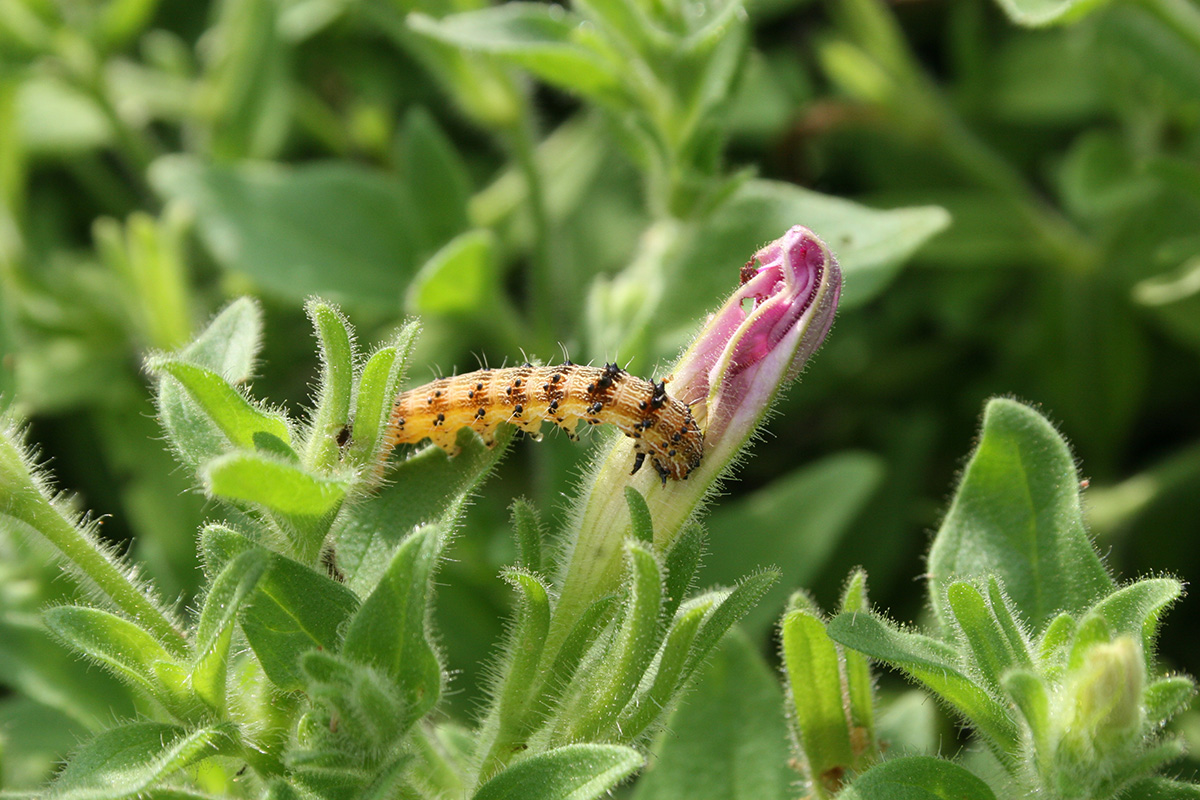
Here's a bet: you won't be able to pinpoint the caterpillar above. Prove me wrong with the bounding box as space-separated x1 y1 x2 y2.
383 363 704 482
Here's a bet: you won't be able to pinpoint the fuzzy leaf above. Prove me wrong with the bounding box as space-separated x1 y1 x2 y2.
632 632 790 800
624 487 655 545
618 598 711 738
662 521 704 622
198 523 258 578
240 553 360 691
346 321 419 470
946 581 1025 695
780 609 856 784
300 650 409 748
472 743 642 800
1123 777 1200 799
1143 676 1197 726
840 570 876 744
332 426 511 594
826 611 1019 753
510 498 545 574
151 359 293 452
203 451 350 518
928 398 1114 633
840 756 996 800
43 606 193 717
192 549 269 713
47 722 237 799
495 569 552 723
1087 577 1182 660
302 301 355 472
341 526 442 722
680 569 779 686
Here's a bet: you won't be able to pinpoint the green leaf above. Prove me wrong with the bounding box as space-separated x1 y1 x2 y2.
945 581 1026 695
617 597 711 738
332 426 511 594
1143 676 1196 727
632 631 791 800
780 609 856 784
678 570 779 688
510 498 544 573
203 451 350 518
150 359 293 452
299 650 410 749
176 297 263 380
927 398 1114 633
840 756 996 800
571 543 664 740
662 521 704 622
43 606 193 718
494 569 552 724
198 523 258 578
826 611 1019 754
1123 777 1200 799
47 722 237 799
240 553 360 691
1134 257 1200 353
406 229 508 318
346 321 419 470
473 743 642 800
341 526 442 721
409 5 626 105
1037 612 1076 675
1002 669 1051 761
192 550 269 714
624 487 654 545
400 107 472 251
302 301 356 472
1087 578 1182 660
667 179 948 318
991 0 1108 27
537 595 620 717
703 452 883 636
149 157 420 311
840 570 876 745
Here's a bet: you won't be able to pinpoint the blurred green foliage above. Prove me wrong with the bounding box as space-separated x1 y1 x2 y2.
1 0 1199 793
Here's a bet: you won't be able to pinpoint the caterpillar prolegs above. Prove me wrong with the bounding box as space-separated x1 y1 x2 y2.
383 363 704 482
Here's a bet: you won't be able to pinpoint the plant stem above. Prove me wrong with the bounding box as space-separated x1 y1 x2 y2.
0 430 187 654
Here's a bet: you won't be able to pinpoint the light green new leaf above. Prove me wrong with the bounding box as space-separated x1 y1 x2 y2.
302 301 355 472
840 756 996 800
928 398 1114 633
472 743 642 800
781 610 856 782
203 451 350 518
633 631 790 800
150 157 420 311
945 581 1028 695
342 527 443 722
826 611 1019 753
1087 577 1182 661
346 322 420 470
151 359 292 452
408 5 626 103
47 722 238 799
240 553 360 691
617 597 711 738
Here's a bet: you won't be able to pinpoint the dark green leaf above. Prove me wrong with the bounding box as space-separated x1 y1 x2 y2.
928 398 1114 633
840 756 996 800
150 157 420 311
473 743 642 800
826 611 1019 753
192 550 269 713
400 107 472 251
240 553 360 691
632 631 790 800
47 722 237 799
342 527 442 721
332 426 511 594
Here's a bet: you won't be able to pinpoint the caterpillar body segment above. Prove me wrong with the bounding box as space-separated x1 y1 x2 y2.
383 363 704 481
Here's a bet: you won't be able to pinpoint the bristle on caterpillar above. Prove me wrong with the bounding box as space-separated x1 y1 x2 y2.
383 363 703 482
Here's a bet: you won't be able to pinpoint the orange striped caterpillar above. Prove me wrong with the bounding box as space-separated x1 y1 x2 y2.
383 363 703 482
